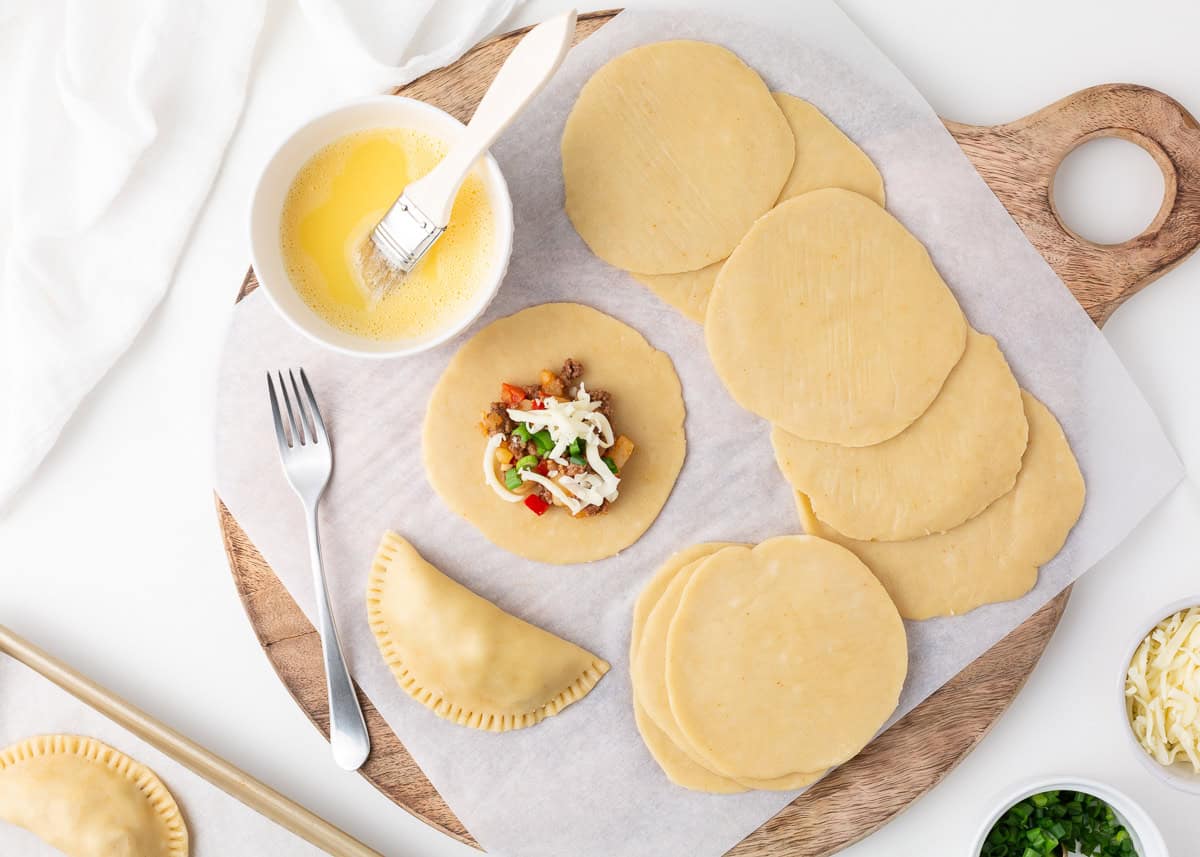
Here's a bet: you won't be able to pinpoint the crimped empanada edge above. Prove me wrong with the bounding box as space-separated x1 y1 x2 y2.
0 734 189 856
366 531 610 733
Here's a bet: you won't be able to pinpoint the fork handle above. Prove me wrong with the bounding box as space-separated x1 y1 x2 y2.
305 505 370 771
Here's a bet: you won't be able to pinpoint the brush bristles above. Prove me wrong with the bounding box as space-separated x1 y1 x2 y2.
355 237 408 308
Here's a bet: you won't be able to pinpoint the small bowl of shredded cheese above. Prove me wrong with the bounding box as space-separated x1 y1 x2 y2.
1122 596 1200 794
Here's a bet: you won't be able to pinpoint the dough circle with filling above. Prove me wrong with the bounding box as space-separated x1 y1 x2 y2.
772 329 1028 541
797 392 1085 620
633 92 885 323
562 40 793 274
664 536 907 780
424 303 686 564
706 188 967 445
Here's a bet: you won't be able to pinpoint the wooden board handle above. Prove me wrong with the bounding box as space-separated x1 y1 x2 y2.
946 83 1200 325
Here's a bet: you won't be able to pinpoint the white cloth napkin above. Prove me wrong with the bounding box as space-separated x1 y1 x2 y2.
297 0 524 91
0 0 267 509
0 0 522 510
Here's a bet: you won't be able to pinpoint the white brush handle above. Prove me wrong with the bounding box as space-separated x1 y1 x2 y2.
404 9 577 227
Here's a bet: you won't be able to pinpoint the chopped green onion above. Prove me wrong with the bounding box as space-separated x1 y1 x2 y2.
532 429 554 454
514 455 540 471
503 467 523 491
602 455 618 474
569 454 587 467
983 790 1138 857
513 424 532 443
569 438 582 456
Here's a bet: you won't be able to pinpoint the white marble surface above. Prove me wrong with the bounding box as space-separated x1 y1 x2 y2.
2 1 1199 855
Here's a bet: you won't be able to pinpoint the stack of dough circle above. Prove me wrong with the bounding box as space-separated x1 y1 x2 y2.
562 40 794 274
705 188 967 445
632 92 886 322
798 392 1085 620
630 543 748 793
423 303 686 565
771 329 1029 541
630 536 907 791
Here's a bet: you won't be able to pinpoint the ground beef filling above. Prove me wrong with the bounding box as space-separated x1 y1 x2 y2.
481 358 632 517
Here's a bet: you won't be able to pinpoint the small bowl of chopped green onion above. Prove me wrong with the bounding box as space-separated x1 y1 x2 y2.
972 777 1166 857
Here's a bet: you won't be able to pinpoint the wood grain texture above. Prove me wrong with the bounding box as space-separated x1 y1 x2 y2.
217 9 1200 856
945 83 1200 325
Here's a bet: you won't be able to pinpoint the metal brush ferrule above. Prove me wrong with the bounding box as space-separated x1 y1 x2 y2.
370 194 446 273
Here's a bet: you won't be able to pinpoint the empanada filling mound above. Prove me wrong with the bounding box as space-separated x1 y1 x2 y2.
481 358 635 517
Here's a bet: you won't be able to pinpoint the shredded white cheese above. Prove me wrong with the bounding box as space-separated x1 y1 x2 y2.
519 470 586 514
494 383 620 511
506 384 615 465
1126 606 1200 772
482 434 524 502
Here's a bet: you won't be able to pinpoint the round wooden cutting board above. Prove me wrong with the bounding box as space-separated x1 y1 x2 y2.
216 11 1200 856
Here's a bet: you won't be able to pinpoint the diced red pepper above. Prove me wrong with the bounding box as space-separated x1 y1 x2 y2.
530 398 546 410
524 494 550 516
500 383 526 407
534 459 550 476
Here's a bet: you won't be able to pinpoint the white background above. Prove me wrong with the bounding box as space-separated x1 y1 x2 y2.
1 1 1198 855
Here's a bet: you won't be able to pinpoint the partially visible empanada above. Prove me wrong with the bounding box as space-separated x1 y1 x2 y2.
0 734 188 857
367 532 609 732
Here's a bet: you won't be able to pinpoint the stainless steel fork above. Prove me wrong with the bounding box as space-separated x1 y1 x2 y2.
267 369 370 771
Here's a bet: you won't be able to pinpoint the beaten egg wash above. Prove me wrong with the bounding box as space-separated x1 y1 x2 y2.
280 128 495 341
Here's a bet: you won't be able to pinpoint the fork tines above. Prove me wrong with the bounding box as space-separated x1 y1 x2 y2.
267 368 327 450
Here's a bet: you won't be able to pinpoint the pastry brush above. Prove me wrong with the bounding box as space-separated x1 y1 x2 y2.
361 9 577 303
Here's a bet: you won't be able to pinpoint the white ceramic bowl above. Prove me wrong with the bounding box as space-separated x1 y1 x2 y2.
248 96 514 358
1117 595 1200 795
971 776 1168 856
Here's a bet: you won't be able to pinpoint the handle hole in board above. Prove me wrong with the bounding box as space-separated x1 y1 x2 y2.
1050 131 1174 248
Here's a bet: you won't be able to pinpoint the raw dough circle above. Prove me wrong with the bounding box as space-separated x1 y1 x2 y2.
772 329 1028 541
631 704 746 794
562 40 793 275
632 260 722 324
424 303 685 564
705 188 967 445
631 544 738 657
772 93 885 206
797 392 1085 620
632 546 823 791
631 545 747 793
665 536 907 779
633 558 731 776
632 93 884 323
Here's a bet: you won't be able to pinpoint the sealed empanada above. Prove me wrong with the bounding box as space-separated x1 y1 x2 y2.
367 532 609 732
0 734 188 857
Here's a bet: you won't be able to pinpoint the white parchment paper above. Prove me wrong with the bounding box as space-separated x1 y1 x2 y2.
214 7 1183 857
0 656 329 856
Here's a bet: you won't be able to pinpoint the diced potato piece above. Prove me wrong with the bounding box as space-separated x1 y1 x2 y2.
496 446 514 465
611 435 634 470
540 369 565 398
